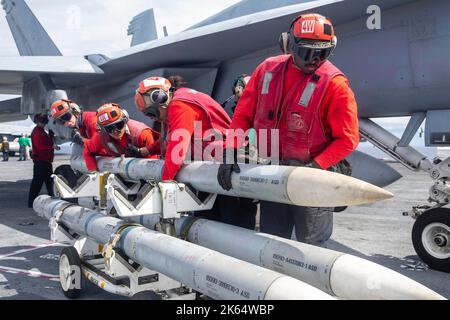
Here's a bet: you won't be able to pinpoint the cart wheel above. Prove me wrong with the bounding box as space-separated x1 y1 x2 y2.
412 208 450 272
132 290 162 300
59 246 82 298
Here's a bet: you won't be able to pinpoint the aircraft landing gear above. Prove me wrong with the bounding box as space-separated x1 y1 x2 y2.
412 208 450 273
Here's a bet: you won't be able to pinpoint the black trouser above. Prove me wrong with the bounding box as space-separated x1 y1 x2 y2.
260 201 333 246
2 151 8 161
28 161 54 208
258 159 351 246
195 195 257 230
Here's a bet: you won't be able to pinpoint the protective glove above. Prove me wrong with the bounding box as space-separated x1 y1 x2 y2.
304 160 321 169
71 129 85 146
217 148 241 191
217 163 240 191
127 144 141 158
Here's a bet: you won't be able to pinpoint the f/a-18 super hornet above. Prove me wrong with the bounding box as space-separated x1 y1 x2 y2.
1 0 450 272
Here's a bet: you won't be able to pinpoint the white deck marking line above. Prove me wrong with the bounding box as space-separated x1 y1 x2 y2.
0 242 61 260
0 265 59 280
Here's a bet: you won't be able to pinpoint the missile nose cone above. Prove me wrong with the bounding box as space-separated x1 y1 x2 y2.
265 277 336 300
287 167 394 207
330 255 446 300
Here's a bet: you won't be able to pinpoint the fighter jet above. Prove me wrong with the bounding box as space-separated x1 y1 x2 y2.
1 0 450 272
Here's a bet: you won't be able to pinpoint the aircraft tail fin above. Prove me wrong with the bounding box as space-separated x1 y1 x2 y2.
127 9 158 47
1 0 62 56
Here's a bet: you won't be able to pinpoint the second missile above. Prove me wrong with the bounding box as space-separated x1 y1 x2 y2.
70 155 393 207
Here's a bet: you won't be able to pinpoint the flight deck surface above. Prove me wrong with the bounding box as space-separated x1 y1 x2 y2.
0 156 448 299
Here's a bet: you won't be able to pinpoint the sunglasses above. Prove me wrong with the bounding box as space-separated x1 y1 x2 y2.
104 121 125 133
57 112 73 124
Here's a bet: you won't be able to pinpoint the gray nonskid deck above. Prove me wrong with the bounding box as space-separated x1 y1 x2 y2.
0 157 448 299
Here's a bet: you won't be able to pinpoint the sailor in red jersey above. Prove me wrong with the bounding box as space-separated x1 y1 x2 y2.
83 103 160 172
134 76 256 229
28 113 58 208
218 14 359 245
50 99 100 146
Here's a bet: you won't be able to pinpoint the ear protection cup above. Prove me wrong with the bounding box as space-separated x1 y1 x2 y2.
278 32 290 54
134 89 146 111
121 109 130 122
96 116 104 132
330 36 337 55
279 14 302 54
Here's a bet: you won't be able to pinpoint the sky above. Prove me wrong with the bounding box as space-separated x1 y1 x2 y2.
0 0 240 127
0 0 425 146
0 0 241 56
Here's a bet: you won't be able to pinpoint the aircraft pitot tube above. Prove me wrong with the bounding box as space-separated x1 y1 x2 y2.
70 155 394 208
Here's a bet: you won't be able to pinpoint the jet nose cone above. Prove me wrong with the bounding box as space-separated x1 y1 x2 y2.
287 167 394 207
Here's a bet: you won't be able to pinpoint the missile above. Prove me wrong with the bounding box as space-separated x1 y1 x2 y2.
70 154 393 207
159 217 443 300
34 196 335 300
46 118 74 141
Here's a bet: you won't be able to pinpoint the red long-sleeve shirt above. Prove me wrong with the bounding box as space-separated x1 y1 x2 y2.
162 101 212 180
84 129 159 171
31 126 54 162
231 58 359 169
79 111 99 139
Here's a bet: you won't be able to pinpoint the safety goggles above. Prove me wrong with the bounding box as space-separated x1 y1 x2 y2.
143 89 169 107
291 41 333 64
104 121 125 134
57 112 73 124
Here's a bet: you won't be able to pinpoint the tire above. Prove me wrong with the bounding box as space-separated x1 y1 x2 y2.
132 290 162 300
59 246 82 299
412 208 450 273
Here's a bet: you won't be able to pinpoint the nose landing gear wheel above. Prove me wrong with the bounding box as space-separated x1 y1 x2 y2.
412 208 450 273
59 246 82 299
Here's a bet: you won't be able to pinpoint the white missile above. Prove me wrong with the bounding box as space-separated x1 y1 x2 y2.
34 196 335 300
70 155 393 207
164 217 444 300
47 118 74 141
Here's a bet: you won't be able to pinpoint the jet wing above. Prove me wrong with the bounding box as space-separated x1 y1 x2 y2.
97 0 414 75
0 120 33 135
0 0 416 93
98 0 342 74
0 56 104 95
0 97 26 122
